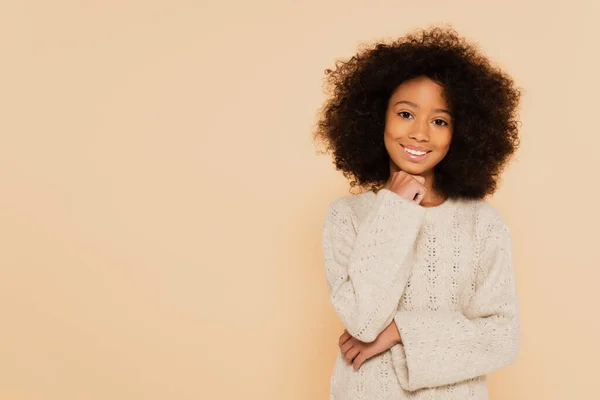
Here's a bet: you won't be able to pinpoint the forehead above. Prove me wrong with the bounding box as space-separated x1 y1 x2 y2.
390 77 448 105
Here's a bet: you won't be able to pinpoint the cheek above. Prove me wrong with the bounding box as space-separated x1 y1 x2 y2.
382 130 399 148
436 144 451 157
431 138 452 160
438 134 453 152
383 115 405 134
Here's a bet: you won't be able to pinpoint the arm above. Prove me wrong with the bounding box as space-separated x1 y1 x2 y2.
389 215 521 391
322 188 426 343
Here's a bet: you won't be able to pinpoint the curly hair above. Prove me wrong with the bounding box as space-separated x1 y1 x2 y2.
313 25 523 200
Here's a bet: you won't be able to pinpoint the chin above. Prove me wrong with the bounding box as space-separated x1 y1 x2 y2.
401 167 428 176
395 161 426 173
394 160 434 176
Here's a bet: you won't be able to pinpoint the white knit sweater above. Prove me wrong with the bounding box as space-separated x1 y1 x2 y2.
321 188 521 399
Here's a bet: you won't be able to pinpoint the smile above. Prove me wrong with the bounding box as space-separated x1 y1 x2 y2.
401 144 431 162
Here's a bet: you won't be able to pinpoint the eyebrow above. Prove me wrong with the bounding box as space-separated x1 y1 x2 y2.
394 100 453 117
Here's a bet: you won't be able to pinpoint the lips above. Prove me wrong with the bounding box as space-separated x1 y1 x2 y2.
401 144 431 152
400 144 431 162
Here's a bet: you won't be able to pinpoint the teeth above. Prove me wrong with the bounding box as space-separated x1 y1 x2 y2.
404 147 427 156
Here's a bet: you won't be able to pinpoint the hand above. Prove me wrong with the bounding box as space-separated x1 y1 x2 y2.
338 321 402 371
382 170 426 204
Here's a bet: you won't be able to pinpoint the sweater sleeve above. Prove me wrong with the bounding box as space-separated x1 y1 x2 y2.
389 213 521 391
321 188 426 343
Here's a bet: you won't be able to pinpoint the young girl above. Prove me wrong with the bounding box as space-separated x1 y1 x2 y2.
314 26 522 399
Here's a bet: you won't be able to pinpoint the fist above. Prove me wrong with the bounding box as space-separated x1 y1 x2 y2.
382 170 427 204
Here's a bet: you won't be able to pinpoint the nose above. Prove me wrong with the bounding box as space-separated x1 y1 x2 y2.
408 118 430 142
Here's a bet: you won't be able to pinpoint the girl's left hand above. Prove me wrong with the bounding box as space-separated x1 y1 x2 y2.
338 322 402 371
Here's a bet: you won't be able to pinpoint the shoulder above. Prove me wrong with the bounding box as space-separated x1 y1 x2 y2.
475 200 508 225
323 191 373 228
472 199 511 245
324 191 363 219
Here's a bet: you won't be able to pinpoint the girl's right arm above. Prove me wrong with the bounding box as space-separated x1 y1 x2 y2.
322 188 426 343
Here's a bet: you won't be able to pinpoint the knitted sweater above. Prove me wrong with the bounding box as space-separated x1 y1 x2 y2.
321 188 521 400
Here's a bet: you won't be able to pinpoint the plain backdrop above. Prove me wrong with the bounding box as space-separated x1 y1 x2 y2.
1 1 599 399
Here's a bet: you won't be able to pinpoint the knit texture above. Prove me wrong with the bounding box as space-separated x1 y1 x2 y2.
322 188 520 399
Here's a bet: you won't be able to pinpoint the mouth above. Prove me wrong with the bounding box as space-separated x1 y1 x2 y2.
400 144 431 162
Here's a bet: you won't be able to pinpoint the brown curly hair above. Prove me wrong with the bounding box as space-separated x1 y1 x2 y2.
313 25 523 200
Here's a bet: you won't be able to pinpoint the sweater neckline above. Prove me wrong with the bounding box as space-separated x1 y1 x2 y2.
366 189 454 212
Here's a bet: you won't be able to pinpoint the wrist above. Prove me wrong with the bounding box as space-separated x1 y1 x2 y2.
391 320 402 344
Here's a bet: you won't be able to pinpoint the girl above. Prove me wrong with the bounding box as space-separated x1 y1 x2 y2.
314 25 522 399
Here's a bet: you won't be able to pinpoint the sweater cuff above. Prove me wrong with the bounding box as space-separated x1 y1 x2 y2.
376 188 427 214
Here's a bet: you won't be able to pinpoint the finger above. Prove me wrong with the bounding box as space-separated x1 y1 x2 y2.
338 333 351 346
340 339 354 354
411 174 425 185
341 343 353 362
344 346 360 365
339 330 351 347
339 336 351 349
353 353 368 371
413 186 426 204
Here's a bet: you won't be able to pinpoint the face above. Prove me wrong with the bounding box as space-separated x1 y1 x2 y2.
383 76 453 180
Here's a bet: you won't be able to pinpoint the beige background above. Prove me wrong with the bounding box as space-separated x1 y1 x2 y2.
1 1 599 399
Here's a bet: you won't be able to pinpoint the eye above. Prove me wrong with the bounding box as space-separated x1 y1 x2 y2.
397 111 412 119
434 119 449 126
